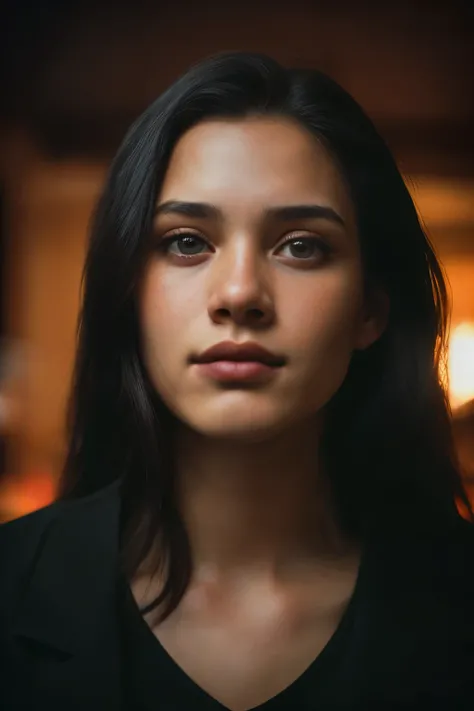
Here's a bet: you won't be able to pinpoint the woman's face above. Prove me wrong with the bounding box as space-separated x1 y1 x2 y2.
139 117 383 441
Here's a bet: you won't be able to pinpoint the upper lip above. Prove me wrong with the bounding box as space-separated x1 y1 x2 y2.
193 341 285 366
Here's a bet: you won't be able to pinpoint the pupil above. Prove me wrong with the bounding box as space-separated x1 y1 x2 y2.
180 236 200 254
291 240 312 257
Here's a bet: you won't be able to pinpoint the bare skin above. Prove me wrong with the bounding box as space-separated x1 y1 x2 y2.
133 116 386 710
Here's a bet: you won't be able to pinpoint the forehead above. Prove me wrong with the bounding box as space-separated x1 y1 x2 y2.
158 117 352 217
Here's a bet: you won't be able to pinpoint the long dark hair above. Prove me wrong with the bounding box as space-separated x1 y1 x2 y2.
57 51 473 621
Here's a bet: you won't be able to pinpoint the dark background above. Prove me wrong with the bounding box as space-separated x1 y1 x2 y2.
1 0 473 172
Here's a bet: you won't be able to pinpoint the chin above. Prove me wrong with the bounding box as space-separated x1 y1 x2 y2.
179 401 300 444
190 424 285 444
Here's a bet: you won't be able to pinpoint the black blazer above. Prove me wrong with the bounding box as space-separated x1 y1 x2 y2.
0 482 123 711
1 481 474 711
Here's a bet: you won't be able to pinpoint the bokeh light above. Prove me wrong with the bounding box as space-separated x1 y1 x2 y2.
449 322 474 409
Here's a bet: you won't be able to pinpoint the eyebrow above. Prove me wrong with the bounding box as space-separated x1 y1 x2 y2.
154 200 345 227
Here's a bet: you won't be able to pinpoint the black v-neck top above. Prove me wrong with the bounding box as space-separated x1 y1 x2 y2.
119 548 370 710
118 535 474 710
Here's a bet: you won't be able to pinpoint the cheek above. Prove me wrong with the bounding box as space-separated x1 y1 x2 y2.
279 273 364 414
286 273 363 400
139 272 176 367
139 267 202 375
143 267 199 320
284 271 364 364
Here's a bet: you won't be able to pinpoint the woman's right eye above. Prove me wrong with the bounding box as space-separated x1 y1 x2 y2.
159 232 210 258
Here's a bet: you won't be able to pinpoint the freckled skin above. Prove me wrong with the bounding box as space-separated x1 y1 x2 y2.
139 117 382 442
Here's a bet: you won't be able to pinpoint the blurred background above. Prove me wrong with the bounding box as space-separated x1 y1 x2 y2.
0 0 473 522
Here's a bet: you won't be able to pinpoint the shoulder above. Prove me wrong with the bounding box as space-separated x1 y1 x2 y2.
399 518 474 616
0 499 64 576
364 517 474 701
433 516 474 574
441 517 474 597
370 515 474 609
0 481 121 600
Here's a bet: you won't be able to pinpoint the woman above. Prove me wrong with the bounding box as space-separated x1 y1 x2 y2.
1 52 473 711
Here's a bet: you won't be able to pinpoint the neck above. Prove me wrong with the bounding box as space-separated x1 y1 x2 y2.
170 417 352 582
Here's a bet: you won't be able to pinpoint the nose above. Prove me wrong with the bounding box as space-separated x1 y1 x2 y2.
207 244 275 328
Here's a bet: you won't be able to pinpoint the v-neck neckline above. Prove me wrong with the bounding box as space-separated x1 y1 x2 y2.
120 541 369 710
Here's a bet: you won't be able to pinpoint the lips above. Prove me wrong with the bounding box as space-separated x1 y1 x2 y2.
193 341 285 367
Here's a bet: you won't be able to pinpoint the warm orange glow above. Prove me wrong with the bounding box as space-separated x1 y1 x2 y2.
449 322 474 409
0 471 56 522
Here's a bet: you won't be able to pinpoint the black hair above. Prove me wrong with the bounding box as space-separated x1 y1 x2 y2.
57 51 473 622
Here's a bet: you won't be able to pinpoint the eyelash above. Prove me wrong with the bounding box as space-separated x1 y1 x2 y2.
156 230 332 263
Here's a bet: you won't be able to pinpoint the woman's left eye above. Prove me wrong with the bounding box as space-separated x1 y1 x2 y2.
277 236 331 260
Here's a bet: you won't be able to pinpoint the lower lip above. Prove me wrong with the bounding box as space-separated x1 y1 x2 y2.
194 360 280 382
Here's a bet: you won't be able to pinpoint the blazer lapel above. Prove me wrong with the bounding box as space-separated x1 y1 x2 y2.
11 481 124 711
